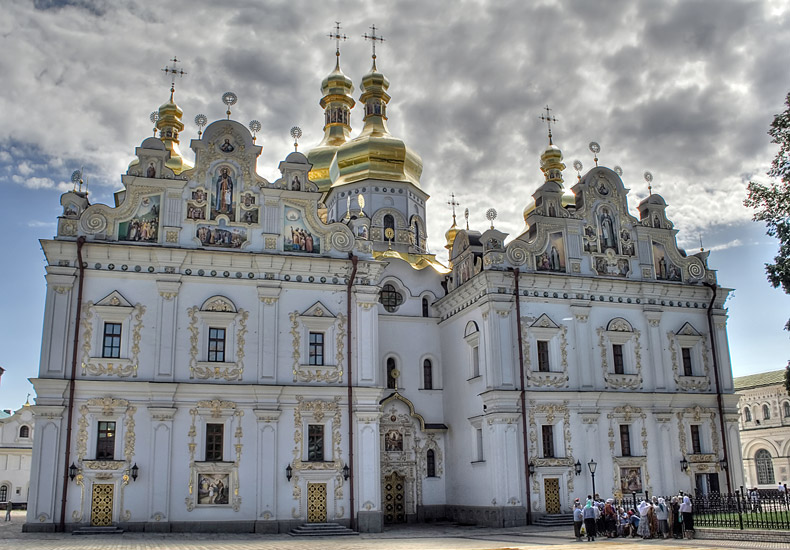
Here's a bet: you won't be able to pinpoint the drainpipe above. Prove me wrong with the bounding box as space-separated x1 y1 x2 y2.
60 236 86 531
704 282 732 494
513 268 532 524
346 254 358 530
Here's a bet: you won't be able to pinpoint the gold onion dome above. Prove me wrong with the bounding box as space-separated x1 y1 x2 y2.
330 60 423 188
445 217 459 251
156 87 193 174
307 56 356 191
523 140 574 221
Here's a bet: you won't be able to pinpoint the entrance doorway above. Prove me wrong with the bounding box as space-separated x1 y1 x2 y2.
544 478 561 514
695 473 720 496
383 472 406 523
307 482 327 523
90 484 113 526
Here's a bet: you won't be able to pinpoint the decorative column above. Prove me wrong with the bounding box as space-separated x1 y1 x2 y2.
155 279 181 379
27 405 66 525
355 410 382 532
42 269 77 377
712 313 734 391
486 413 524 514
654 413 673 493
257 284 281 382
254 409 281 531
354 288 379 385
644 310 665 390
570 305 592 388
482 299 515 388
147 407 176 525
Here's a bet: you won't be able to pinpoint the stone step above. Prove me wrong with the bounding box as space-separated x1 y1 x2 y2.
534 514 575 527
72 526 125 535
289 522 358 536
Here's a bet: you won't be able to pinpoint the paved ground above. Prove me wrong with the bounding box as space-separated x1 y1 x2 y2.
1 511 787 550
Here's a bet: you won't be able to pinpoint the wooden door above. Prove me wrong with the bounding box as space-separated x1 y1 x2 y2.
544 477 561 514
383 472 406 523
90 483 113 526
307 482 327 523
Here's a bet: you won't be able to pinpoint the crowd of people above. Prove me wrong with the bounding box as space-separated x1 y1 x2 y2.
573 494 694 542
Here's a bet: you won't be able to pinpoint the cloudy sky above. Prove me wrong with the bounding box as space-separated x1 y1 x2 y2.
1 0 789 410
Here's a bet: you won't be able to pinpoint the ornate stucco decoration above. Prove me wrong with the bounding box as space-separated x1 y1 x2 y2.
676 405 721 475
521 314 569 388
77 186 163 239
282 197 354 253
80 292 145 378
527 401 575 510
185 399 243 512
606 405 650 496
74 396 137 522
291 396 345 519
597 318 642 390
290 302 346 383
187 296 248 381
667 323 711 391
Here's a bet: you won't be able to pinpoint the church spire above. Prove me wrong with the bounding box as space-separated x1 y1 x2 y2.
538 105 564 185
359 25 391 134
156 57 193 175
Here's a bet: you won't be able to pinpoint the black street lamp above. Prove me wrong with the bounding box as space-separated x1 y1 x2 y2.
342 463 350 480
528 462 536 476
286 463 293 481
588 459 597 498
130 463 139 482
680 456 689 472
68 462 78 481
574 460 582 476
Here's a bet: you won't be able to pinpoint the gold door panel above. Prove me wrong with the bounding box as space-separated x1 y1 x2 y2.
307 482 327 523
90 483 114 526
544 477 561 514
383 472 405 524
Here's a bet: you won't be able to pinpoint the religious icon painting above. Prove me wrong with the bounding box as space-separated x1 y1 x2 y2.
191 188 208 203
186 202 206 221
598 207 617 251
210 166 236 222
283 207 320 254
195 220 247 249
219 138 235 153
536 232 566 272
118 195 161 243
240 208 259 224
384 430 403 452
620 467 643 494
63 202 80 218
652 242 681 281
197 473 231 505
240 193 256 207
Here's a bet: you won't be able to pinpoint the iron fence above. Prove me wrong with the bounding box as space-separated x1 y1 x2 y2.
692 488 790 530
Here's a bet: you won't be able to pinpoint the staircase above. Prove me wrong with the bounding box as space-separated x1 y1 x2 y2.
534 514 575 527
289 522 358 536
72 526 124 535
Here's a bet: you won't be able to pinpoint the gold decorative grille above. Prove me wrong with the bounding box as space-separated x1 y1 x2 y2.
544 477 561 514
307 482 327 523
383 472 405 524
90 484 113 526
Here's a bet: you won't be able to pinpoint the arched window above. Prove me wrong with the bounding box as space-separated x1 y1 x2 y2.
422 297 429 318
756 449 775 485
386 357 397 389
413 220 420 248
379 284 403 313
763 404 771 420
784 402 790 418
745 408 752 422
19 425 30 438
426 449 436 477
384 215 395 241
0 485 7 503
423 359 433 390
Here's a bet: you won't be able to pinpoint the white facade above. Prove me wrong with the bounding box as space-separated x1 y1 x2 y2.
26 57 743 533
0 405 34 506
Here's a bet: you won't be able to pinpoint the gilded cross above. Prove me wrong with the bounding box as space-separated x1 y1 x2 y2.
539 105 557 144
328 22 347 58
162 56 187 91
447 193 460 225
362 24 385 67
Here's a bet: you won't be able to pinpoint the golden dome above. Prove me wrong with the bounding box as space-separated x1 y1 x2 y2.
540 142 565 184
445 217 459 250
522 190 576 222
156 87 193 175
330 61 423 188
307 57 356 192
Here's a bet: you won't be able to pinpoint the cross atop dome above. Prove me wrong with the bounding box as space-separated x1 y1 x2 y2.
539 105 557 145
328 22 347 68
362 24 385 70
161 56 187 96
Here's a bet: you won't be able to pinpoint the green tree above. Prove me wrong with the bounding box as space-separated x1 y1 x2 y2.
745 92 790 335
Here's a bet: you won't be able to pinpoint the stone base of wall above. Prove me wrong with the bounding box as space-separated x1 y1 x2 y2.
446 505 527 528
23 518 353 534
695 528 790 543
357 510 383 532
417 504 447 522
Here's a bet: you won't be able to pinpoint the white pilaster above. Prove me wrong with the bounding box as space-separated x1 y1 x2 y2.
257 284 281 381
571 305 592 388
255 410 281 520
644 310 665 390
147 407 176 521
155 279 181 379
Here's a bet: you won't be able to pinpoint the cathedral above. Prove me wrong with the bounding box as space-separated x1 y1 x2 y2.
25 37 744 533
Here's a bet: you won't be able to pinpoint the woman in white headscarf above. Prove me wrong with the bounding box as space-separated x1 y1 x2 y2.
637 499 652 538
679 495 694 538
655 497 669 538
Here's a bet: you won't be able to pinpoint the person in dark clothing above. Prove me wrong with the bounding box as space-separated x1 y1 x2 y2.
583 499 597 541
671 497 683 538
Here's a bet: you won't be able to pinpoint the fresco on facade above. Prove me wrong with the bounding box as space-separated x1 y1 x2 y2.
537 232 566 272
210 166 236 222
197 473 230 505
196 219 246 248
283 207 320 253
186 203 206 220
620 467 643 493
599 207 617 251
240 208 259 224
118 195 160 243
653 242 681 281
385 430 403 451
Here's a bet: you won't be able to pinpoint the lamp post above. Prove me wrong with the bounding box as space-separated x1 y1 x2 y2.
588 459 597 499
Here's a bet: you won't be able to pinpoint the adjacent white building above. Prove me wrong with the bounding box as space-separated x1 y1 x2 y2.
0 404 34 507
25 48 743 533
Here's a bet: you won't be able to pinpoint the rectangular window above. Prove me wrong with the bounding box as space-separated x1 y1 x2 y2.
537 340 550 372
681 347 693 376
308 424 324 461
542 425 555 458
691 425 702 454
475 427 484 461
208 327 226 362
205 423 224 462
620 424 632 457
102 323 122 358
472 345 480 378
309 332 324 366
612 344 625 374
96 421 116 460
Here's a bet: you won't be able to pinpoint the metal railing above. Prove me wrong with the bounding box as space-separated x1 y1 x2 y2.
692 488 790 530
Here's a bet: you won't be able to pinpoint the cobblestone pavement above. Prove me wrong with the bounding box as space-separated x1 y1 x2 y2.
1 512 788 550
